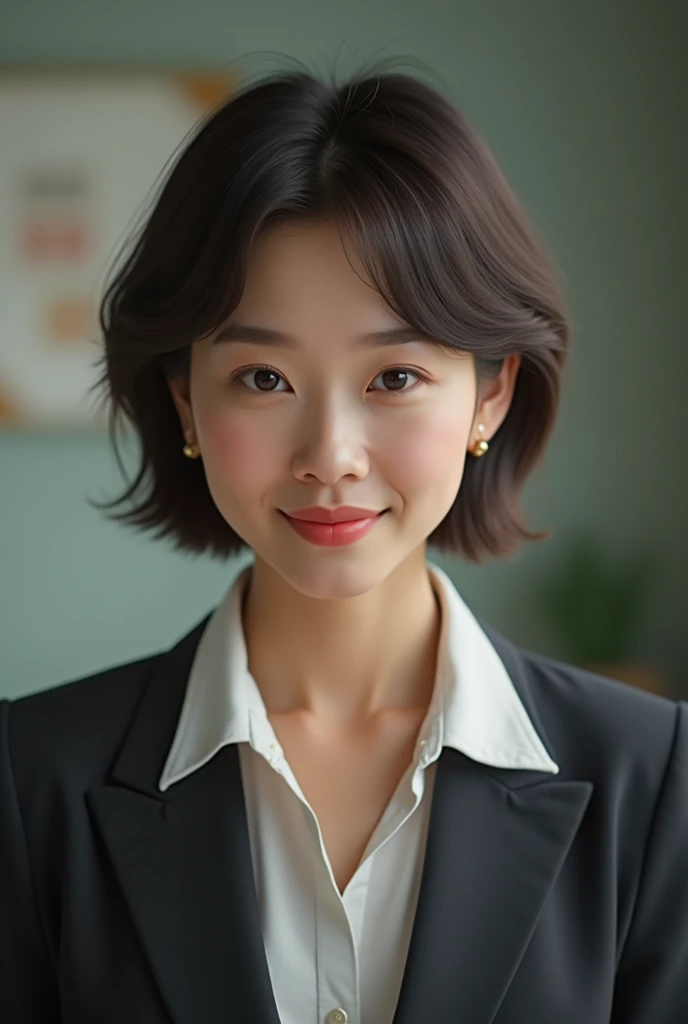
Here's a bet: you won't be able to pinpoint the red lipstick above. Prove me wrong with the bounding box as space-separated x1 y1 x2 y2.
279 507 388 546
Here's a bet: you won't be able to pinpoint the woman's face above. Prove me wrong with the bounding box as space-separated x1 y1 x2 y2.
169 219 519 598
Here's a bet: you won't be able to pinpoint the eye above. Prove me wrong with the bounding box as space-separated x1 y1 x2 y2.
369 367 424 393
230 365 426 395
232 365 289 393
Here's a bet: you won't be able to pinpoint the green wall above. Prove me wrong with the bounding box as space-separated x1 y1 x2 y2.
1 0 686 699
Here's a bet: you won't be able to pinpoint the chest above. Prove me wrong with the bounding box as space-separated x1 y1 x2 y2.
268 712 426 893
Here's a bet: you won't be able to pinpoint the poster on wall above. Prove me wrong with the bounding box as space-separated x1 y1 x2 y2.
0 69 234 430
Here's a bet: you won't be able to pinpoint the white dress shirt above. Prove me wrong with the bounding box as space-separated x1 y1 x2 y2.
159 559 559 1024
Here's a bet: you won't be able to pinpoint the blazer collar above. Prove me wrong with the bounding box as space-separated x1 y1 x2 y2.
86 603 593 1024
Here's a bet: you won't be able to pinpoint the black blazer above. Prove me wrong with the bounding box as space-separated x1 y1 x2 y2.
2 610 687 1024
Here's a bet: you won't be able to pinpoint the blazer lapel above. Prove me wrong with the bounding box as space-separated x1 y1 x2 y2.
86 615 282 1024
392 749 593 1023
86 608 593 1024
393 618 594 1023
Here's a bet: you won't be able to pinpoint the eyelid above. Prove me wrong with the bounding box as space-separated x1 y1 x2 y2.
229 363 429 394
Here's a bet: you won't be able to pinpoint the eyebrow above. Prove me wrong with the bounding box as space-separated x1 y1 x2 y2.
211 322 431 349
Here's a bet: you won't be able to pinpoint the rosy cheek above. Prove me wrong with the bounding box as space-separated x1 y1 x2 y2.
386 415 469 488
199 414 276 485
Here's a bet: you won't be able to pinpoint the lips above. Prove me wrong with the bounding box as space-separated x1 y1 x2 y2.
280 509 387 547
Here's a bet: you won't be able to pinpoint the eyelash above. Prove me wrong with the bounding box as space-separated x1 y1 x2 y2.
228 364 429 396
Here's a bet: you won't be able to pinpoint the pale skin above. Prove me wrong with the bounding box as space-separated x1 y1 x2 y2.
168 218 520 892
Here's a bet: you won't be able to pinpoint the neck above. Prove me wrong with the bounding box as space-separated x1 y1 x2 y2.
241 550 442 727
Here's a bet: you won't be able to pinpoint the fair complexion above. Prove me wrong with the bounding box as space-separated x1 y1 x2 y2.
168 219 519 712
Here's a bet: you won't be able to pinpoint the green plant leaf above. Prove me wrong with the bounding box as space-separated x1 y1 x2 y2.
530 532 655 662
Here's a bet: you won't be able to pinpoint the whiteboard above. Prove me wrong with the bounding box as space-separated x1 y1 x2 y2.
0 70 234 429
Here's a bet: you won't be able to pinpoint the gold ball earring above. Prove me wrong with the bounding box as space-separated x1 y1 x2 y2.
182 432 201 459
471 423 489 457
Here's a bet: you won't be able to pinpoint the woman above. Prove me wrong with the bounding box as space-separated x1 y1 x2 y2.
1 58 686 1024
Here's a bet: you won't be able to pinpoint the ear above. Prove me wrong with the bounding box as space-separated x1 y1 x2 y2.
167 375 196 440
473 353 521 441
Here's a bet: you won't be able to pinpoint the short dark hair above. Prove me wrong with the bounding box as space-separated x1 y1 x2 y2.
90 55 571 563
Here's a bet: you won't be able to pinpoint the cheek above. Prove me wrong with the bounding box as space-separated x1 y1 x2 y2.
198 412 278 489
385 413 470 490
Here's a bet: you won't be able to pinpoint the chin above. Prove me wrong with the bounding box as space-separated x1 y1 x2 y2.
262 550 392 602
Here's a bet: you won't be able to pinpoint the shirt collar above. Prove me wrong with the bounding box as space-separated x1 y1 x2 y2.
159 559 559 792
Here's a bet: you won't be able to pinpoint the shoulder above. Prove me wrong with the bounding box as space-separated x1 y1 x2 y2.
479 613 680 785
481 616 680 762
2 649 162 791
3 610 211 794
7 647 160 726
520 643 677 743
510 640 681 795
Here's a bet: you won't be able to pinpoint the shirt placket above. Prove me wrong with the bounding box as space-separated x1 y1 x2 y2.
251 711 361 1024
291 798 360 1024
249 704 443 1024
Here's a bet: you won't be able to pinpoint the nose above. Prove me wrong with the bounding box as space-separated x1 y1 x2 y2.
290 400 371 485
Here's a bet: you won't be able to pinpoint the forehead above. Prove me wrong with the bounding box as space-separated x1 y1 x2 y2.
235 219 386 316
203 219 464 364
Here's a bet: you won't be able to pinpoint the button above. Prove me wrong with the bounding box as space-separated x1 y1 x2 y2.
325 1011 348 1024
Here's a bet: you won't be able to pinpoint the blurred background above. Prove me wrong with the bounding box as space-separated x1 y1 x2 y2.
1 0 685 701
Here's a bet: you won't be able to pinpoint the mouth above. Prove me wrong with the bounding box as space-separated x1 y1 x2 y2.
278 509 389 546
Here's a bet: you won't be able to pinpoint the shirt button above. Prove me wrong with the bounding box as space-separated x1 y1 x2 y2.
325 1010 348 1024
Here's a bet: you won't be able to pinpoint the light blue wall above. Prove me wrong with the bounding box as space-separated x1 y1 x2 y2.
1 0 686 699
